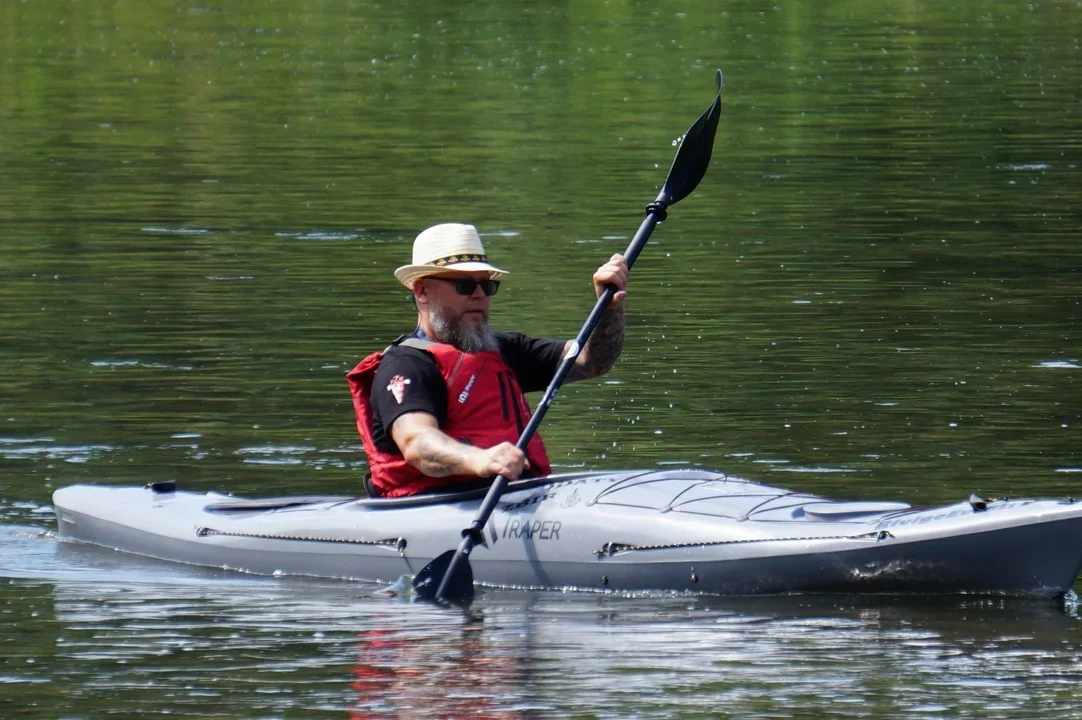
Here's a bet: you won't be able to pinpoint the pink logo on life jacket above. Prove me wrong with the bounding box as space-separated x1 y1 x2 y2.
386 375 411 404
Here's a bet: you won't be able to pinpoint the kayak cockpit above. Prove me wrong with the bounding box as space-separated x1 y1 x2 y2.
193 468 913 521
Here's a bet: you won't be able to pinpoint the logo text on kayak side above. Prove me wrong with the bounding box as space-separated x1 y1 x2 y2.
497 476 612 513
487 517 563 545
876 500 1035 530
500 492 558 512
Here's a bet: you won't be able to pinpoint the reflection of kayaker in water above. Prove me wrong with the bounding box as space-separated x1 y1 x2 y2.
349 618 532 719
347 223 627 498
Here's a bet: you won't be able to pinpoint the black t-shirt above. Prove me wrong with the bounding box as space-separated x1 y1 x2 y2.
369 331 566 453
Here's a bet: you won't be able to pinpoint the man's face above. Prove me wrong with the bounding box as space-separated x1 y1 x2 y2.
417 271 499 352
421 271 493 329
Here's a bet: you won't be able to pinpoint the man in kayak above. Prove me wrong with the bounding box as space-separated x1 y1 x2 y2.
347 222 628 498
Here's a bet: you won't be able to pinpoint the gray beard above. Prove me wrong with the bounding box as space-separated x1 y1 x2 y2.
429 302 499 353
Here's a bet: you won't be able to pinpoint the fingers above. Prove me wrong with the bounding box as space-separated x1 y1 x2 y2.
480 442 527 480
593 253 629 305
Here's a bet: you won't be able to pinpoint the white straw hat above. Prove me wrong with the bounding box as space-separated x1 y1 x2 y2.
394 223 509 289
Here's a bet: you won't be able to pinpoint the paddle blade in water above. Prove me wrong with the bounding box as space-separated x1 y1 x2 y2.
659 69 724 208
413 549 475 602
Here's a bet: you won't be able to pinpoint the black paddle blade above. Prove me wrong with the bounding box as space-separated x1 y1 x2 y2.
413 549 475 602
658 69 724 208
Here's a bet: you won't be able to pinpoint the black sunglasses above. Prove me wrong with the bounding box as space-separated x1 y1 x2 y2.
427 277 500 297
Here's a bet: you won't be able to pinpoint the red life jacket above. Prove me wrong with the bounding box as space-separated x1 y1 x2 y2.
346 338 552 498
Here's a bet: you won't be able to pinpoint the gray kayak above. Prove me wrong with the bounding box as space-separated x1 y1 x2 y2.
51 468 1082 598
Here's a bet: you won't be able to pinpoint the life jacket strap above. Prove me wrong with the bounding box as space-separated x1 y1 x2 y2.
386 336 436 353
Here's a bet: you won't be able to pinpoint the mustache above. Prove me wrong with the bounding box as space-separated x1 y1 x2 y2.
429 303 498 353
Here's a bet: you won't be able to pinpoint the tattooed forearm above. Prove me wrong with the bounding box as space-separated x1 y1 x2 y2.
408 428 476 477
567 303 625 381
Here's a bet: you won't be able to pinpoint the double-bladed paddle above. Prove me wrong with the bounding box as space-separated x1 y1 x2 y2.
413 69 725 603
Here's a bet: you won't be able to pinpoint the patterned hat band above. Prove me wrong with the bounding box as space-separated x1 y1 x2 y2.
431 253 488 267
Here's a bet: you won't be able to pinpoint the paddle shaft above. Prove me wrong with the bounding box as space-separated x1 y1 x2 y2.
433 197 666 600
425 70 723 601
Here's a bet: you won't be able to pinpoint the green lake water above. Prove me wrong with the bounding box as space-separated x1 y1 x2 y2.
2 1 1081 717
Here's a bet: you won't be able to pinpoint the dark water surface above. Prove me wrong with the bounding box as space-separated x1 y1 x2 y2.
3 0 1082 717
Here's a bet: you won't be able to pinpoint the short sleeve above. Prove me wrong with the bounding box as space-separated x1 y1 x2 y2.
495 331 566 392
370 346 447 453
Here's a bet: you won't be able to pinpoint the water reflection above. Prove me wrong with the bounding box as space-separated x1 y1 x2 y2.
28 580 1082 719
350 613 538 719
1 527 1079 718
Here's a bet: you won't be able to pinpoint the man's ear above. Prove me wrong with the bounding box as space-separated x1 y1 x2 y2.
412 280 428 308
